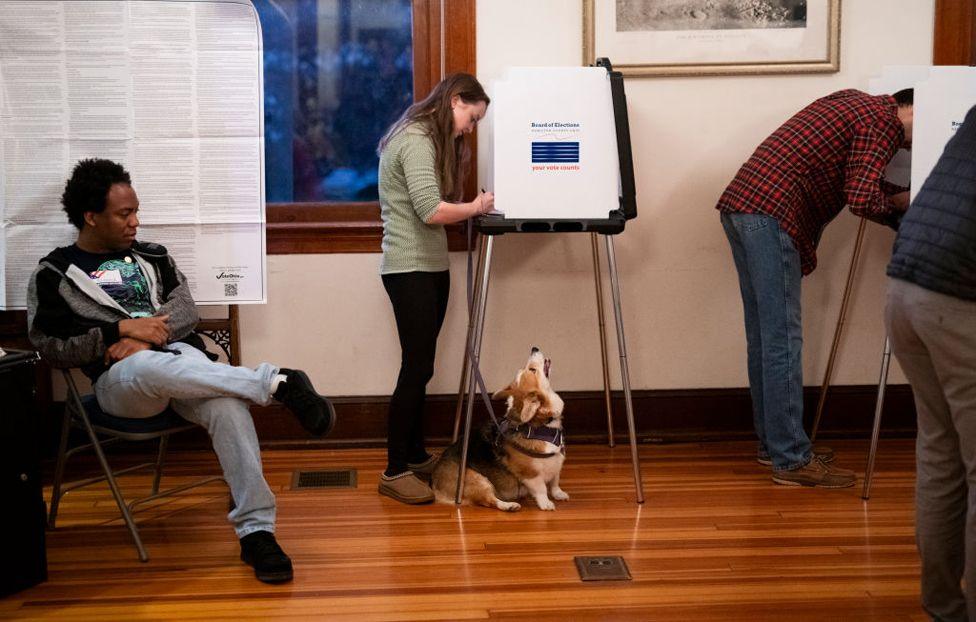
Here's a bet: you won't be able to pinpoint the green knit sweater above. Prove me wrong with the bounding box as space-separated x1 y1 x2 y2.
378 124 448 274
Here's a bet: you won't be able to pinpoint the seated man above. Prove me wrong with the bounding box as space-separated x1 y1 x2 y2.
27 158 335 584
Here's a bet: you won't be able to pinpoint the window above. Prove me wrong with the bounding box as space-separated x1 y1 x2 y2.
254 0 477 254
255 0 414 203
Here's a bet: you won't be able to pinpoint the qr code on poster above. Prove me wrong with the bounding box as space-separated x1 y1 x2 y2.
224 283 239 297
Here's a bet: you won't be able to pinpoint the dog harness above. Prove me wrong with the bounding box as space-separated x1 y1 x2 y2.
497 420 565 459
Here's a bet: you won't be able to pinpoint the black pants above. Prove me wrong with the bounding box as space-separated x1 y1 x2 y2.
382 270 450 474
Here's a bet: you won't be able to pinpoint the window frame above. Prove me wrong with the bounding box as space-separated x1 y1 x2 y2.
266 0 477 254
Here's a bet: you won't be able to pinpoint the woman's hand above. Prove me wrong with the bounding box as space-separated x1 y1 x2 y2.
475 191 495 215
426 192 496 225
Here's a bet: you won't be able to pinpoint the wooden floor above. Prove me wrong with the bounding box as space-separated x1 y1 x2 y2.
3 440 925 621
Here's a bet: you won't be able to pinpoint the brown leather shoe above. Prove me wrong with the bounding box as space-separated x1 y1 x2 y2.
378 472 434 504
772 456 855 489
757 445 835 466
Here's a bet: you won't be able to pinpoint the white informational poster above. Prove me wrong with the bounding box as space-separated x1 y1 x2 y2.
0 0 267 309
492 67 620 220
867 66 976 200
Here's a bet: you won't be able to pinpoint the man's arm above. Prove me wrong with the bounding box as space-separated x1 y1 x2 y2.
27 266 118 368
844 120 905 227
153 255 198 342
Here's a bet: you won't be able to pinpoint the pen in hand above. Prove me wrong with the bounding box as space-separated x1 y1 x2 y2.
479 188 495 215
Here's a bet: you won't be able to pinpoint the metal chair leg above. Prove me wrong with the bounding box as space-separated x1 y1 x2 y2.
456 235 494 504
152 435 169 496
862 337 892 501
604 235 645 504
64 372 149 562
591 232 615 447
47 401 74 529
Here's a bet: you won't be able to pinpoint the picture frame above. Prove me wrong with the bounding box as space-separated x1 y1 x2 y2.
583 0 841 77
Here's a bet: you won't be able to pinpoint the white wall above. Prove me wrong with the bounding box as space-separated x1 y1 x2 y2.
238 0 934 397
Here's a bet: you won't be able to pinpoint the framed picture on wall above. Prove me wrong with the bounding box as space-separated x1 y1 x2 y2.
583 0 841 77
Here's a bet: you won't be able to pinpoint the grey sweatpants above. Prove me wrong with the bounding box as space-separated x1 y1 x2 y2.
886 278 976 622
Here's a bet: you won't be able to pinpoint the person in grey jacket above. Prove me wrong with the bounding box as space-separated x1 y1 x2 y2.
885 104 976 622
27 158 337 584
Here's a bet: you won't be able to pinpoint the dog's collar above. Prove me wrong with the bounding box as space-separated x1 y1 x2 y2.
497 420 565 459
513 422 563 447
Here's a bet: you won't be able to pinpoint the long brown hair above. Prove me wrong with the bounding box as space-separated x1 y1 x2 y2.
378 73 489 201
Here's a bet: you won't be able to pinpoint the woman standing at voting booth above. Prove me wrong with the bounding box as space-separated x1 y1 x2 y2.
376 73 494 504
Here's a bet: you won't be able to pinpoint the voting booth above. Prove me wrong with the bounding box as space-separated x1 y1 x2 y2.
453 60 644 504
813 66 976 500
479 59 636 233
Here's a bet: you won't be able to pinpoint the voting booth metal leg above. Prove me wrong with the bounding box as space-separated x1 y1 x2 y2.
452 235 488 443
604 235 645 504
591 233 616 447
455 236 495 504
862 336 893 501
810 218 868 442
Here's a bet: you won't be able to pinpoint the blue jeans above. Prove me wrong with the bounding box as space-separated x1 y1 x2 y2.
94 342 279 537
721 212 811 471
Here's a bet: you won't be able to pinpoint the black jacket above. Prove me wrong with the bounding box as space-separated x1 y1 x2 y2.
887 105 976 301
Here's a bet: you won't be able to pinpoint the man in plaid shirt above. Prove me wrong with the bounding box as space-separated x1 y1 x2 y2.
717 88 914 488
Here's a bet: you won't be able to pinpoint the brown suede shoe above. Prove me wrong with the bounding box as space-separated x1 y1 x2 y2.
772 456 856 488
378 472 435 504
757 445 835 467
406 455 439 475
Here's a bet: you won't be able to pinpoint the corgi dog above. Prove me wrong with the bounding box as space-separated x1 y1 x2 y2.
432 347 568 511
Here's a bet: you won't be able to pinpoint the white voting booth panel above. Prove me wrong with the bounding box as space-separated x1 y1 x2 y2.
911 68 976 200
0 0 267 309
854 66 976 500
868 66 976 200
492 67 620 220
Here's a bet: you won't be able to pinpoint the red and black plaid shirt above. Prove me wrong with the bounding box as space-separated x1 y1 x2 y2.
716 89 906 275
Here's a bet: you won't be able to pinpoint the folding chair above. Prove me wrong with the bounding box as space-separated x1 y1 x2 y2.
48 370 225 562
46 308 240 561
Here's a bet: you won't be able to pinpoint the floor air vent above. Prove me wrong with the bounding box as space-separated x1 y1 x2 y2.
574 556 632 582
291 469 358 490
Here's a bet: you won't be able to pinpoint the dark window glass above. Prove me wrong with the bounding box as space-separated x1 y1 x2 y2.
253 0 414 203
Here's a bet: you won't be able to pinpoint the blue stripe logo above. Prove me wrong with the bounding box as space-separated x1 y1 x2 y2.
531 141 579 163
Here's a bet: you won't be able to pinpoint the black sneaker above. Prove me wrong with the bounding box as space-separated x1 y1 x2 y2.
240 531 293 583
273 369 336 437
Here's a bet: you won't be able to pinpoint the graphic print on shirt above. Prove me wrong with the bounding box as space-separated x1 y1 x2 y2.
88 258 154 317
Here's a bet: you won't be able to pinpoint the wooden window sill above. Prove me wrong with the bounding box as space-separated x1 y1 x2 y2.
266 202 468 254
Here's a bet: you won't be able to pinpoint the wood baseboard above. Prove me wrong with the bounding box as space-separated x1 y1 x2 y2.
250 384 917 449
45 384 917 455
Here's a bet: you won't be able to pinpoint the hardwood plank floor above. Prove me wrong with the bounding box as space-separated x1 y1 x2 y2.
4 440 923 620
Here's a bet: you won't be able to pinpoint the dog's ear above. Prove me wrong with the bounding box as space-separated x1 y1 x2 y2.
519 391 541 423
493 382 515 401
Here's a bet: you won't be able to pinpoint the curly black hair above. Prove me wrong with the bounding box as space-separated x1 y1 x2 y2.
61 158 132 229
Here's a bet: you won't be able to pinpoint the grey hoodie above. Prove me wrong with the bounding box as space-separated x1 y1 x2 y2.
27 241 207 381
